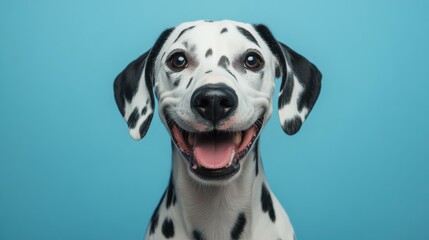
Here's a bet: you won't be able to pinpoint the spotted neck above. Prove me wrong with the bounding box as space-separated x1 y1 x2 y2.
171 142 264 240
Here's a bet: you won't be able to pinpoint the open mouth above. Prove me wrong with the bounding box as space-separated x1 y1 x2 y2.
168 116 263 180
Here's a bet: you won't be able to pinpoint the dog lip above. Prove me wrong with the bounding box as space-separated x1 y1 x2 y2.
167 114 264 180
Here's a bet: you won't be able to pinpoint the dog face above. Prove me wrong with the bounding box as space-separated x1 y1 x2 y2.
114 20 321 182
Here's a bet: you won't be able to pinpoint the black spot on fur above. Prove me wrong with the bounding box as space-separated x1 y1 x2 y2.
139 113 153 139
166 71 172 80
189 44 197 53
283 117 303 135
193 230 205 240
218 55 230 69
226 69 237 80
149 191 166 235
127 107 139 128
149 211 159 235
174 26 195 43
260 71 265 80
278 73 294 107
162 218 175 238
186 77 193 89
205 48 213 58
221 28 228 34
236 26 259 47
231 212 246 240
166 177 176 209
275 66 281 78
261 183 276 222
161 52 166 61
205 70 213 74
141 106 148 115
255 158 259 176
172 192 176 206
254 144 259 176
173 78 181 87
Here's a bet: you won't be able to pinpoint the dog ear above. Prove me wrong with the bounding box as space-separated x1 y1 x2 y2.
114 28 174 140
254 24 322 135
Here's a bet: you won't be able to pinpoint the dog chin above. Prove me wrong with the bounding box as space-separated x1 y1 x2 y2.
167 115 263 182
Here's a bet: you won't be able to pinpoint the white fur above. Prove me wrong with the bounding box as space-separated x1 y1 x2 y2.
117 20 315 240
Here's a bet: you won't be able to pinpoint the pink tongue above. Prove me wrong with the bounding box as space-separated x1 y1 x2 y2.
193 133 235 169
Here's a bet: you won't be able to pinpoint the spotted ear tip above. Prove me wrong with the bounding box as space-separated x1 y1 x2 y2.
128 113 153 141
282 117 303 135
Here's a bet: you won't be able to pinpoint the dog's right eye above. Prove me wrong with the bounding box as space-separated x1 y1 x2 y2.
168 52 188 70
244 52 264 70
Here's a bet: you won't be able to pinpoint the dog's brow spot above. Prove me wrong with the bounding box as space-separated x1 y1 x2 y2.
174 26 195 43
189 44 197 53
236 26 260 47
205 48 213 58
205 70 213 74
218 55 230 69
161 52 166 60
182 41 188 48
186 77 193 89
220 28 228 34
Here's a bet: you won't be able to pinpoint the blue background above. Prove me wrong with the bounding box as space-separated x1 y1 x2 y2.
1 0 428 239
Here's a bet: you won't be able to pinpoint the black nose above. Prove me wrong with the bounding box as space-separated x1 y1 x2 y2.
191 84 238 125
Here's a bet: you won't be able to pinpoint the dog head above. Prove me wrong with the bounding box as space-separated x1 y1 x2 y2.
114 20 321 182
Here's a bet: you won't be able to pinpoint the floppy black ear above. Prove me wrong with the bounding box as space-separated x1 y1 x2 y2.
254 24 322 135
113 28 174 140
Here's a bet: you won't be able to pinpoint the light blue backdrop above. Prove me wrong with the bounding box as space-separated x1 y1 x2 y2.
1 0 428 239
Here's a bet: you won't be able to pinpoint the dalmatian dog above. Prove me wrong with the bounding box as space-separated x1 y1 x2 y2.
113 20 321 240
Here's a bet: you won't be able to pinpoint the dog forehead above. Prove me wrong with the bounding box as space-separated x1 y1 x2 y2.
166 20 261 51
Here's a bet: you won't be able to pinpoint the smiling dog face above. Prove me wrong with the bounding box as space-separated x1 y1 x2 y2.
114 20 321 181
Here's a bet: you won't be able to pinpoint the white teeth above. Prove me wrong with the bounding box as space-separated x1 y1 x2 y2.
192 163 198 169
188 134 195 146
226 149 236 168
234 132 242 145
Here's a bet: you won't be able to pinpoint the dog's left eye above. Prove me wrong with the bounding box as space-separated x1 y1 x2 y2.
168 52 188 70
244 52 264 70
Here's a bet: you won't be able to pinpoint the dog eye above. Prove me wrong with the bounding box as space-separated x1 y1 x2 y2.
168 52 188 70
244 53 263 70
